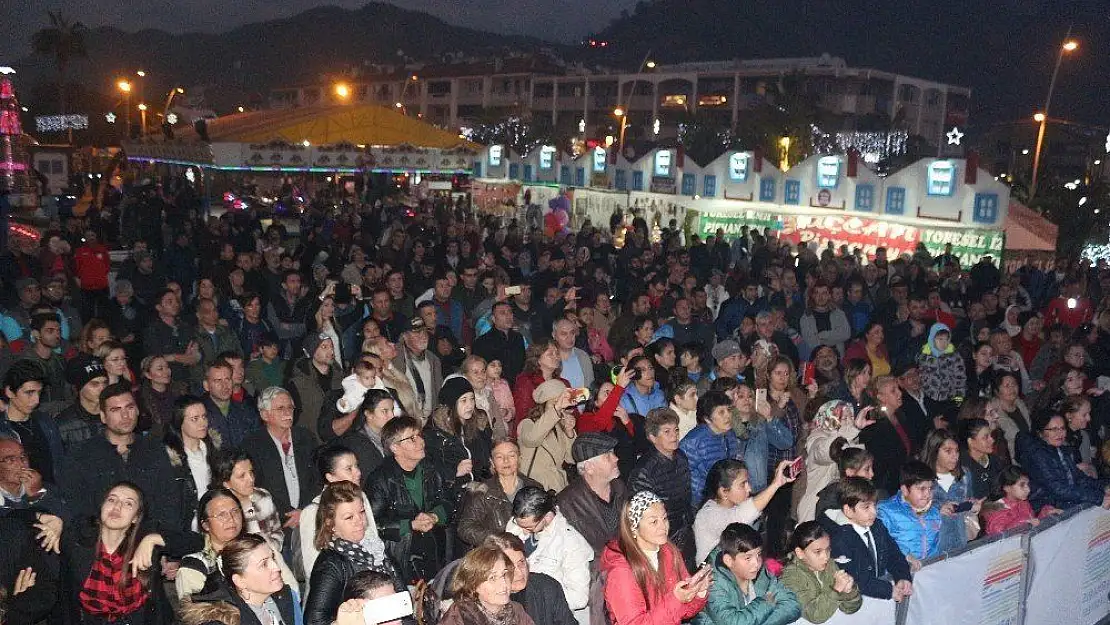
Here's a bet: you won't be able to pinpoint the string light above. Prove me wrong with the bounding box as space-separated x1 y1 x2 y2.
35 114 88 133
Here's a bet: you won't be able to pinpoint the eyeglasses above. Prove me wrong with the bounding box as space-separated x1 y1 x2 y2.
209 508 241 523
397 433 423 445
1043 426 1067 432
0 453 29 465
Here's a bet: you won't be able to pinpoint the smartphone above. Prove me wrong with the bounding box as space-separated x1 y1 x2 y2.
802 361 816 386
362 591 414 624
787 456 804 480
505 285 522 296
952 501 974 513
689 561 712 584
570 387 591 403
755 388 770 413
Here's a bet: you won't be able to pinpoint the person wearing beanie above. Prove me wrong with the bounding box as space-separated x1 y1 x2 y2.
55 360 110 451
287 332 342 438
423 376 493 518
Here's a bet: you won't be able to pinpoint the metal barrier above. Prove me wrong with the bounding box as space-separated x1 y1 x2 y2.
895 505 1110 625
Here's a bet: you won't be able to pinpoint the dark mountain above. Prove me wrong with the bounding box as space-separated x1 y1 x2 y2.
583 0 1110 126
16 2 564 114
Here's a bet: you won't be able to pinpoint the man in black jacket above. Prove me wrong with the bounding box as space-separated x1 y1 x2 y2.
60 383 159 526
557 432 628 555
366 415 449 584
627 407 695 568
242 386 319 552
472 301 527 385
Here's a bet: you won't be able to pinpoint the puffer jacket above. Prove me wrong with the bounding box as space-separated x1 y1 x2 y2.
917 329 966 401
876 492 942 560
456 474 543 548
1015 432 1106 510
680 423 740 509
779 558 862 623
600 540 706 625
694 547 801 625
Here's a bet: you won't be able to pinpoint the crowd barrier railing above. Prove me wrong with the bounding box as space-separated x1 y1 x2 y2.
893 504 1110 625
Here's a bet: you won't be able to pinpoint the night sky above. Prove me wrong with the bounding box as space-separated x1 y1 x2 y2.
1 0 640 60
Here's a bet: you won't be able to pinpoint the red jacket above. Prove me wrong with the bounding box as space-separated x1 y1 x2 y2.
600 540 707 625
1043 296 1093 330
983 497 1053 536
74 243 111 291
578 384 633 435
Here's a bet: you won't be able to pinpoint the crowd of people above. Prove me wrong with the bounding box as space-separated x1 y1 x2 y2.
0 183 1108 625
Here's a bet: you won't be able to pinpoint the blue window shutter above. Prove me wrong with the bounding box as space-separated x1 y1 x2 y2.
523 165 533 182
784 180 801 205
973 193 1000 224
855 184 875 211
886 187 906 215
473 161 482 178
575 167 585 186
509 163 520 180
681 173 696 196
704 175 717 197
560 165 571 185
759 178 776 202
632 171 644 191
615 169 627 190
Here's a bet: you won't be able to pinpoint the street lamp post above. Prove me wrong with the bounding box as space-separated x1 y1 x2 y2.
614 107 628 155
117 80 132 137
1030 34 1079 200
137 103 148 136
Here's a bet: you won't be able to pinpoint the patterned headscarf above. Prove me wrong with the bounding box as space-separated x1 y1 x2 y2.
628 490 663 533
813 400 854 432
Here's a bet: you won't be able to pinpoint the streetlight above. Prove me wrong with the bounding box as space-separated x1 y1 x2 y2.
646 60 656 69
334 82 351 101
779 136 792 170
117 80 132 136
137 103 148 136
613 107 628 154
1030 33 1079 199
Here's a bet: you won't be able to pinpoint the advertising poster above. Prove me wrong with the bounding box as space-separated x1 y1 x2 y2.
1025 508 1110 625
903 535 1023 625
692 210 1004 264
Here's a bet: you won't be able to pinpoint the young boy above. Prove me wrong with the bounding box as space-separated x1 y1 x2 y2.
917 323 966 404
826 477 914 602
245 333 285 395
878 461 943 564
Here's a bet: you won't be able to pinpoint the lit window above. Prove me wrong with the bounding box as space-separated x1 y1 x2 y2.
654 151 673 177
539 146 556 170
927 161 956 196
728 153 749 182
489 145 503 167
817 156 841 189
593 147 607 173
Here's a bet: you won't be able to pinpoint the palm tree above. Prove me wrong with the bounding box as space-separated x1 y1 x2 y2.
31 11 88 117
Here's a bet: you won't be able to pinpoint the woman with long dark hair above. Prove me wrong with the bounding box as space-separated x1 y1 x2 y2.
138 395 221 540
424 377 494 516
512 341 565 433
600 491 710 625
65 481 178 625
211 449 284 556
179 534 303 625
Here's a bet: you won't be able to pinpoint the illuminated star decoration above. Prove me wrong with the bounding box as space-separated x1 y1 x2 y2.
165 113 178 125
946 127 964 146
105 112 117 124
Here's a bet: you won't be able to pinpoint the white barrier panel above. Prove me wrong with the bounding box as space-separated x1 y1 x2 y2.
903 534 1024 625
795 596 896 625
1026 507 1110 625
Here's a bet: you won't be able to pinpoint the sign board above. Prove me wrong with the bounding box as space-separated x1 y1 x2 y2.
692 210 1004 264
903 534 1024 625
650 176 676 194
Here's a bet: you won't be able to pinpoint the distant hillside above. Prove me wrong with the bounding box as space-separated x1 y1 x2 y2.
15 2 563 114
580 0 1109 124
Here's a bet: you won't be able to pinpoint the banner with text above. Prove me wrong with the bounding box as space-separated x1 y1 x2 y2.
692 210 1004 264
1025 507 1110 625
903 534 1024 625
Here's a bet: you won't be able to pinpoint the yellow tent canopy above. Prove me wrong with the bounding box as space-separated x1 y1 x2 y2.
182 105 477 149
